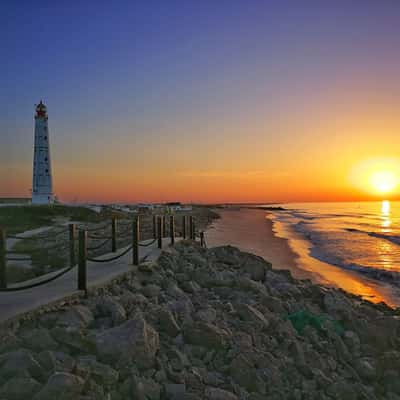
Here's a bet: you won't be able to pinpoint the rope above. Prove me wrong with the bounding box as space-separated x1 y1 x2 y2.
139 239 157 247
117 221 132 227
81 223 110 232
87 237 112 251
87 245 133 263
0 265 75 292
6 257 31 261
87 234 112 240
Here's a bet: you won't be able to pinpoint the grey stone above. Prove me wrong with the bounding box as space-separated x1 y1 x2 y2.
33 372 84 400
184 322 230 349
0 377 41 400
159 307 181 337
94 313 159 368
21 328 58 352
164 383 186 399
56 305 94 329
205 387 238 400
0 349 44 381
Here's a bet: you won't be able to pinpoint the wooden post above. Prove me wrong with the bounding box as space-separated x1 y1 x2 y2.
170 215 175 246
0 230 6 289
157 216 163 249
152 215 157 239
111 216 117 252
78 230 87 293
162 215 166 238
189 216 194 240
182 215 187 239
200 231 205 247
132 216 140 265
69 224 76 267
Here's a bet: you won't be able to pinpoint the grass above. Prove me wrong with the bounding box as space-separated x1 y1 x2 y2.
0 205 105 234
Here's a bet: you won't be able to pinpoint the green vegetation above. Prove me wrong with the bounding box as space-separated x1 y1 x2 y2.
0 205 104 234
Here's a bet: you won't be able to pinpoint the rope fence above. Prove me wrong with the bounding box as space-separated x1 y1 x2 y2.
0 214 205 294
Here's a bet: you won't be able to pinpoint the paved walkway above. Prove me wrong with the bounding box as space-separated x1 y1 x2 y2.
0 238 176 324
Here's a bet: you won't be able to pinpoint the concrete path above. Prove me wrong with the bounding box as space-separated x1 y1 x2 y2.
0 237 177 324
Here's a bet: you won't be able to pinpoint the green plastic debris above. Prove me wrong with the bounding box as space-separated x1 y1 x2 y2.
286 310 344 336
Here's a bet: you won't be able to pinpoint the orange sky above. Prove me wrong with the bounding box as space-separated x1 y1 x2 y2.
2 2 400 204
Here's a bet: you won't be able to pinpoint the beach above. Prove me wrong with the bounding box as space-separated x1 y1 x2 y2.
206 208 400 307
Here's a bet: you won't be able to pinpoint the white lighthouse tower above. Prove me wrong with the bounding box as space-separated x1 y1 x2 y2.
32 101 54 205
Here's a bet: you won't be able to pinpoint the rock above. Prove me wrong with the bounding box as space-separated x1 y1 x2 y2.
205 387 238 400
143 284 162 298
184 322 230 349
164 383 186 399
343 331 360 354
159 307 181 337
77 358 119 386
56 305 94 329
181 280 201 293
196 307 217 324
95 296 127 326
21 328 58 352
241 253 271 281
355 358 377 381
131 375 161 400
323 291 352 320
94 313 159 368
234 303 269 329
33 372 84 400
0 377 41 400
51 327 95 353
230 354 261 393
0 349 44 381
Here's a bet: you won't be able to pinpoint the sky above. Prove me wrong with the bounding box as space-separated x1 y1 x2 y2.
1 0 400 203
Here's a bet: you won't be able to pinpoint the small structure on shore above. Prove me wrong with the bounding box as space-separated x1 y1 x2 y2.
32 101 54 204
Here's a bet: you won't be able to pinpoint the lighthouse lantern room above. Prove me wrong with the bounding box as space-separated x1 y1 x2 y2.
32 101 54 205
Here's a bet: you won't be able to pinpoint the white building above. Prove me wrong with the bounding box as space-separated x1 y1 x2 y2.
32 101 54 204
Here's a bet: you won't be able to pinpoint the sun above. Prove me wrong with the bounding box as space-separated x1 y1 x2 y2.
370 171 397 194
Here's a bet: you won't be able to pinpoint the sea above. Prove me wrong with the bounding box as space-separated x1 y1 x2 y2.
268 201 400 306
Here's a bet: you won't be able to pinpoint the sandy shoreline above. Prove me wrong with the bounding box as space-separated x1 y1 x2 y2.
206 208 400 307
206 209 310 280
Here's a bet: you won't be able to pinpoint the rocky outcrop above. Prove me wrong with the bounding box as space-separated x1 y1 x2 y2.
1 242 400 399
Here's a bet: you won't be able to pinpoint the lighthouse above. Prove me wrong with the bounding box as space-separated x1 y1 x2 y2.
32 101 54 205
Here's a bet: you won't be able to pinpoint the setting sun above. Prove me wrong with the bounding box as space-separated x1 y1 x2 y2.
370 171 398 194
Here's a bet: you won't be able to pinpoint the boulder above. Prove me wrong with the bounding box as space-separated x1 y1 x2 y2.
21 328 58 352
95 296 127 326
234 303 269 329
205 387 238 400
33 372 84 400
164 383 186 399
94 313 159 368
78 358 119 386
196 307 217 324
0 349 44 381
159 307 181 337
0 377 41 400
56 305 94 329
184 322 230 349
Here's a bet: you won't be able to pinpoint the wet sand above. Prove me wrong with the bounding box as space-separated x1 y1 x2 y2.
206 209 311 280
206 208 400 307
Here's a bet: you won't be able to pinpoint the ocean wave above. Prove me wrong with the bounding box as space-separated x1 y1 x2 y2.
309 247 400 286
344 228 400 246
